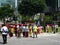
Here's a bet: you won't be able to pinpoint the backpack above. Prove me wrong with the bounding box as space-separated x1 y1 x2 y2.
2 29 8 33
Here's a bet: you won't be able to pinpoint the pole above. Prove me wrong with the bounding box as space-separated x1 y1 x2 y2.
14 0 18 24
15 0 18 8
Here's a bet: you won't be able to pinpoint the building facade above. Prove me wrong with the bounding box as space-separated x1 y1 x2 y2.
58 0 60 11
0 0 20 8
0 0 8 6
45 0 58 14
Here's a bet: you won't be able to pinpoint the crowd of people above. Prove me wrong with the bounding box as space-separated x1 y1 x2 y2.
0 22 59 44
0 23 41 42
0 23 41 44
7 23 40 38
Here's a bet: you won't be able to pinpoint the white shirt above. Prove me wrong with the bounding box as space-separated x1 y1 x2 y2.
55 25 58 29
25 26 29 32
22 26 25 32
1 26 8 35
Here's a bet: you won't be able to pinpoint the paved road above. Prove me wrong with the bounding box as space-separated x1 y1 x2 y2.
0 33 60 45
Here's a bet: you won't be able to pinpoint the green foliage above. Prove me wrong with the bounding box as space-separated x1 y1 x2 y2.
18 1 35 15
45 16 52 22
56 12 60 20
18 0 47 16
0 4 14 19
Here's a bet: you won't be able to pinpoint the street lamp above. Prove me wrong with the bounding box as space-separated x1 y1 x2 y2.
14 0 22 24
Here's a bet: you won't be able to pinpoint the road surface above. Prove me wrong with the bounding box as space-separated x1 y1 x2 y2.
0 33 60 45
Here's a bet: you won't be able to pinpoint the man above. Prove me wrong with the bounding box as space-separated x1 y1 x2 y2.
1 24 8 44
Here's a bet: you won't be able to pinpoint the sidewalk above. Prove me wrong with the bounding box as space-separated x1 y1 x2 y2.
37 33 60 37
0 33 60 38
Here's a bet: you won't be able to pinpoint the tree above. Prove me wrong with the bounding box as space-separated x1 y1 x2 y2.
56 12 60 21
18 0 47 16
0 4 14 19
0 4 14 24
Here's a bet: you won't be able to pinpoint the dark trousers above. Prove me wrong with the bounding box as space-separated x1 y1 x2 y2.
33 32 37 38
15 31 17 37
17 32 21 37
25 32 28 37
23 32 28 37
23 32 25 37
56 28 58 33
2 35 7 44
9 32 13 37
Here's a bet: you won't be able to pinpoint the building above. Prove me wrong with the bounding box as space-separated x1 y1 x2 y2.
0 0 21 8
44 0 58 14
58 0 60 11
0 0 8 6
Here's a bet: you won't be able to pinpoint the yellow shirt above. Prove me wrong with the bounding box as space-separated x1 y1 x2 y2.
11 28 14 33
33 26 37 32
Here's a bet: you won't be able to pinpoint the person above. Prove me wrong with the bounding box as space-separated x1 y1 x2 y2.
14 24 19 37
1 24 8 44
46 25 49 33
37 25 41 34
52 24 55 33
25 24 29 37
9 27 13 37
22 25 25 37
17 25 22 37
29 24 33 37
33 24 37 38
55 24 58 33
9 26 14 37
